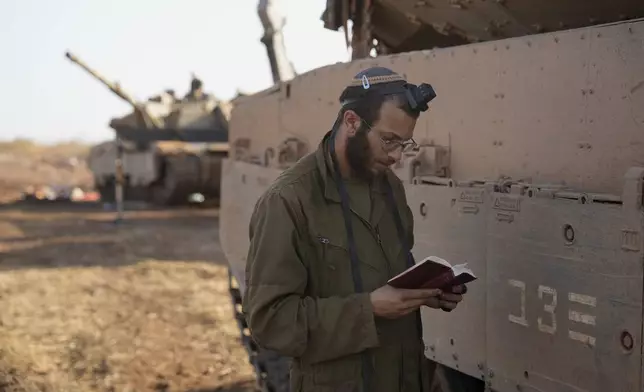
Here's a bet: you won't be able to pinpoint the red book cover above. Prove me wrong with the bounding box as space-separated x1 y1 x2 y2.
387 256 477 290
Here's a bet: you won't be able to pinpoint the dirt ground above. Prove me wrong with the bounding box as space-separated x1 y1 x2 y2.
0 203 256 392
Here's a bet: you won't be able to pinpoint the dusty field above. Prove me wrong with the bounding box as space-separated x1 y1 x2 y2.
0 204 256 392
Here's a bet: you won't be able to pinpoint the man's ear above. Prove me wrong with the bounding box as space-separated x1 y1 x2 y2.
342 110 360 136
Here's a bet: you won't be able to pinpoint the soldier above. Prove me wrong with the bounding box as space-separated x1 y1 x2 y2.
183 74 209 101
243 67 467 392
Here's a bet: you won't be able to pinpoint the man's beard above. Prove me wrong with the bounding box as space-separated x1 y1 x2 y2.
346 126 376 181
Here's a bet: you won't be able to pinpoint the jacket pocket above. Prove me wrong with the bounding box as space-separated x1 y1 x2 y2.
314 231 384 296
312 233 354 297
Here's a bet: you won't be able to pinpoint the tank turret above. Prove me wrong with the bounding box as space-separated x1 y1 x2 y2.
66 51 230 206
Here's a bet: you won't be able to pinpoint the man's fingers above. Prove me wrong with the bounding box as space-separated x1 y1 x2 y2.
450 284 467 294
401 288 442 300
424 298 460 310
440 300 457 310
440 293 463 303
423 297 442 309
401 298 429 311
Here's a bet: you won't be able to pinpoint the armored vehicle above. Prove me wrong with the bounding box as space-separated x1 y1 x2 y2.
221 1 644 391
66 52 231 206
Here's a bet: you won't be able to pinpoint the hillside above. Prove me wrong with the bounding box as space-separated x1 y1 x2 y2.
0 139 95 203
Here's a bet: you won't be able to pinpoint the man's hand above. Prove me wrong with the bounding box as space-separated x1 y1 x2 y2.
370 285 442 319
431 284 467 312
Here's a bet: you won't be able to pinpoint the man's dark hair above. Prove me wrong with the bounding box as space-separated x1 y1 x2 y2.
338 85 420 126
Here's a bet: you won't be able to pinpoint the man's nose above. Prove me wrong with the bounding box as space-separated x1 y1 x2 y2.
388 147 403 163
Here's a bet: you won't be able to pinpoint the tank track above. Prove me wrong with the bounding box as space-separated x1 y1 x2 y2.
228 269 290 392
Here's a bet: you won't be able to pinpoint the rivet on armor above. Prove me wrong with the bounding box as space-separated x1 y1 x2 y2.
621 330 634 351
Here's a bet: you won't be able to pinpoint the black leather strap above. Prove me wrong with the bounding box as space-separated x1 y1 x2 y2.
328 136 374 392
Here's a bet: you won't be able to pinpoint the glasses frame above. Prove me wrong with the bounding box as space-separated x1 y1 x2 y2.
362 120 418 153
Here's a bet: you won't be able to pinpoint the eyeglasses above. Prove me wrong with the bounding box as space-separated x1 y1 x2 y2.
362 120 418 153
379 137 418 153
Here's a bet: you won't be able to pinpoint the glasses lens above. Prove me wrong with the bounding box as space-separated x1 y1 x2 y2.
402 141 417 152
380 135 417 153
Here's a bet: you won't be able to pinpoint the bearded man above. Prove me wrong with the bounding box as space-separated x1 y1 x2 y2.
242 66 467 392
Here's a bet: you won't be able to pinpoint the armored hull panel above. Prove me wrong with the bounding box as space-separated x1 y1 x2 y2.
221 18 644 392
324 0 644 52
229 18 644 196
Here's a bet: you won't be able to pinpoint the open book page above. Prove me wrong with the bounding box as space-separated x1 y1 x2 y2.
452 263 474 277
387 255 451 282
424 255 452 269
448 263 476 287
387 255 477 290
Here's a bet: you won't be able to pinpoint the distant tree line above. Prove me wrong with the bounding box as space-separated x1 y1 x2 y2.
0 138 91 159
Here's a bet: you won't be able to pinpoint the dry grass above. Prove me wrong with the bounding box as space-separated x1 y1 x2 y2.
0 206 256 392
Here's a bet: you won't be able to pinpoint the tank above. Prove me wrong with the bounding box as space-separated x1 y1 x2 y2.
220 1 644 391
66 51 231 206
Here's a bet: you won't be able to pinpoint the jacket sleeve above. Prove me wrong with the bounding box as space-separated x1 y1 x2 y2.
242 189 379 363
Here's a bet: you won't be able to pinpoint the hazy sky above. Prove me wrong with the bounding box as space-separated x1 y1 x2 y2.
1 0 351 144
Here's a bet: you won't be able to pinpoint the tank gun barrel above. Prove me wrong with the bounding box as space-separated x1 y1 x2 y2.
65 51 163 129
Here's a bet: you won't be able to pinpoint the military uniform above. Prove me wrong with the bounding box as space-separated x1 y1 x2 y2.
243 131 432 392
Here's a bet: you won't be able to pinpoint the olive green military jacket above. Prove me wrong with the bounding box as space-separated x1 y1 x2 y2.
243 132 432 392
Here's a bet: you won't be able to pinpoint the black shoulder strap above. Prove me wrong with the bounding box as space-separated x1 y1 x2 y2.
328 137 373 392
383 177 414 269
328 136 422 391
383 176 427 391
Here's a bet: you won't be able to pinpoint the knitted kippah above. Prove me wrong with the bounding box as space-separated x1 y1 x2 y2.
347 67 406 90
